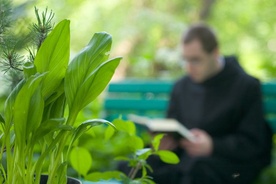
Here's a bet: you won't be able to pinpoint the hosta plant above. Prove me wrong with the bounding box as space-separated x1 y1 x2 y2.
0 18 121 184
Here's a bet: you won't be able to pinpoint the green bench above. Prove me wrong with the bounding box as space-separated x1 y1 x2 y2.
104 80 276 133
102 80 276 183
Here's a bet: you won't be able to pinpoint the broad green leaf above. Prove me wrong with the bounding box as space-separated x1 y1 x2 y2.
86 171 125 181
152 134 165 151
69 119 115 150
44 81 65 106
155 150 180 164
34 19 70 98
26 87 44 136
65 32 112 108
70 147 92 176
13 74 45 146
105 119 136 140
66 57 121 119
127 136 144 152
47 93 66 118
4 79 25 129
65 32 122 117
32 118 66 143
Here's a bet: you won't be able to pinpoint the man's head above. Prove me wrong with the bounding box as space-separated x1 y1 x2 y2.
182 24 220 83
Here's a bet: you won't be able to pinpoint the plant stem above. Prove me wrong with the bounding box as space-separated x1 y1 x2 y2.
128 162 142 180
47 111 78 184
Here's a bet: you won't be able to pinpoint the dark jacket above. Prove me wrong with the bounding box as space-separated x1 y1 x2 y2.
166 56 272 183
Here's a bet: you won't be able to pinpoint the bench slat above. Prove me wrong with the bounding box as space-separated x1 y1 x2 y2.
108 81 173 93
104 99 169 111
262 83 276 96
264 100 276 114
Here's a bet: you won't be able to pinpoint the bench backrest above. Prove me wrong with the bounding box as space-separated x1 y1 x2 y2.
104 80 276 133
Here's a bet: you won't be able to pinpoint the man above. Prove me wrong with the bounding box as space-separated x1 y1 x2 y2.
150 24 272 184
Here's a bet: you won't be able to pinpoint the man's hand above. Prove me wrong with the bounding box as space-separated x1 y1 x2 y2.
180 129 213 157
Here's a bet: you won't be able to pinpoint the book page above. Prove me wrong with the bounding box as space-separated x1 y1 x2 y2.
128 114 196 142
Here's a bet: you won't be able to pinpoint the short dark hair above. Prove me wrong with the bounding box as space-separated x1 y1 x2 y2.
182 23 218 53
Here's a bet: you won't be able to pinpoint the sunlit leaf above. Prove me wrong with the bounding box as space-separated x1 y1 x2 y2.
105 119 136 140
34 19 70 98
70 119 115 147
65 32 112 108
70 147 92 176
86 171 125 181
67 57 121 119
65 32 122 119
155 150 179 164
4 79 25 129
152 134 165 151
13 73 45 146
127 136 144 152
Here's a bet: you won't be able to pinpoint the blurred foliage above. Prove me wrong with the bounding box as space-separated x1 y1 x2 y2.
23 0 276 81
1 0 276 94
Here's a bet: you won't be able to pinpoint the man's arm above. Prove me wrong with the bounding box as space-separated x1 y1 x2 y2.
211 79 272 161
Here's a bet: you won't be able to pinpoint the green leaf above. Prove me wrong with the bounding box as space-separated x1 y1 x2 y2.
26 86 44 136
136 148 151 156
13 73 45 146
142 166 147 177
70 147 92 176
4 79 25 129
34 19 70 98
0 114 4 131
70 119 115 147
47 93 66 119
0 114 4 124
136 148 152 160
86 171 125 181
152 134 165 151
32 118 66 143
155 150 180 164
44 81 65 106
23 62 37 78
127 136 144 152
105 119 136 140
114 156 130 161
65 32 122 117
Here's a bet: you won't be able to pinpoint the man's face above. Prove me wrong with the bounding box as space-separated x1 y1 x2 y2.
182 39 219 83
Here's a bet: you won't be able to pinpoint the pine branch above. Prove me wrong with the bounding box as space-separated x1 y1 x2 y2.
32 7 55 50
0 0 12 45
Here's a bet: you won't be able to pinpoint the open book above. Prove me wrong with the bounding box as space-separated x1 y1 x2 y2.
128 114 196 142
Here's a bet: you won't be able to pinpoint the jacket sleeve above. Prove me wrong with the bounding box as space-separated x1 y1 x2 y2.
212 79 272 162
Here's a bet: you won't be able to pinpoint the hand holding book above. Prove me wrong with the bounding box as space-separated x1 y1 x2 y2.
180 129 213 157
